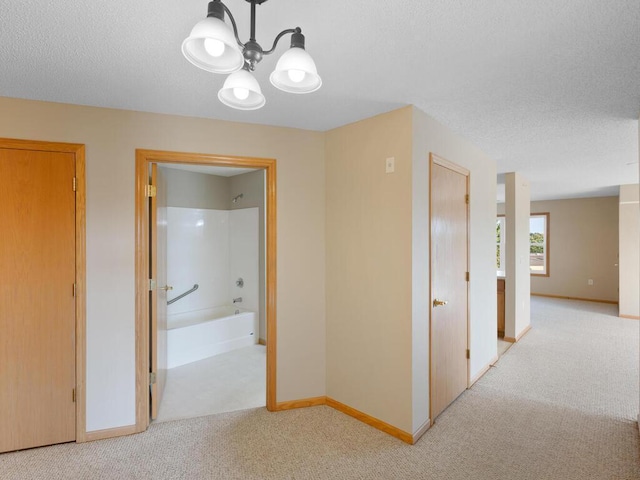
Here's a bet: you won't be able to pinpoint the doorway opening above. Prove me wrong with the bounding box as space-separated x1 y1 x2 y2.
155 164 266 421
134 150 277 432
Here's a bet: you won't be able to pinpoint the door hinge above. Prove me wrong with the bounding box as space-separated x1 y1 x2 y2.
73 283 77 297
465 194 469 204
72 388 76 403
145 185 157 198
466 349 470 359
149 279 156 291
149 372 157 385
72 177 77 192
465 272 469 282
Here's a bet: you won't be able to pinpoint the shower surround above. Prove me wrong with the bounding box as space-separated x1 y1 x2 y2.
166 206 259 368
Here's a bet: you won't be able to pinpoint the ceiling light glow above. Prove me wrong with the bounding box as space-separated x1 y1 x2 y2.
204 38 226 57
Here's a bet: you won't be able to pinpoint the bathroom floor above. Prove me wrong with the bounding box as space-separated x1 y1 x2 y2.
155 344 266 423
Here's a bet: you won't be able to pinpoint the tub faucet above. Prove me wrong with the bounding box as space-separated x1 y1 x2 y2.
233 297 242 304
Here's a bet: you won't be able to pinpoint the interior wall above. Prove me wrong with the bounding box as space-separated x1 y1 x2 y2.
0 96 326 432
163 167 230 209
325 106 498 436
412 107 497 432
504 173 531 339
325 107 414 433
230 170 267 341
529 197 619 302
619 185 639 317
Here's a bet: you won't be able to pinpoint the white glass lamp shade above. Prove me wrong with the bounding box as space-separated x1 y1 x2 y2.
182 17 244 74
270 47 322 94
218 69 266 110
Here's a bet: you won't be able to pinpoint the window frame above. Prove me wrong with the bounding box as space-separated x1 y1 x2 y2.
495 212 550 277
529 212 550 277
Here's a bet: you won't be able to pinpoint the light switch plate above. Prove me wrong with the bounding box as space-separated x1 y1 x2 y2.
386 157 395 173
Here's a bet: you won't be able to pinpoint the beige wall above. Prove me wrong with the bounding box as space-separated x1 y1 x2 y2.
2 95 499 438
0 96 326 432
619 185 639 317
412 107 497 432
230 170 267 339
505 173 531 338
529 197 619 302
326 107 414 432
325 106 498 435
162 167 230 209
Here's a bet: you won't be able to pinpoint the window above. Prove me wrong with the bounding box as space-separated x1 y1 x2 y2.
495 213 549 276
529 213 549 276
496 216 505 273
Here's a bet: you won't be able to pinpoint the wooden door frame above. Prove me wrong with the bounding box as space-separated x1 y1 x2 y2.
0 137 87 442
428 153 470 425
149 163 167 420
134 149 277 432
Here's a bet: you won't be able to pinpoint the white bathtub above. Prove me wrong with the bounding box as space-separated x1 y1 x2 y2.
167 306 258 369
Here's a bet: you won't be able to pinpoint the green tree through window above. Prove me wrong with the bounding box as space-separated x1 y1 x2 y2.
495 214 548 275
529 214 548 275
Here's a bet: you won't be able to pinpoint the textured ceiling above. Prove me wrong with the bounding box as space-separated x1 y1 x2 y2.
0 0 638 201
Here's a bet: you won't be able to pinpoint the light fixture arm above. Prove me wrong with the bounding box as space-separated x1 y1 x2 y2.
215 0 304 60
263 27 302 55
218 1 244 49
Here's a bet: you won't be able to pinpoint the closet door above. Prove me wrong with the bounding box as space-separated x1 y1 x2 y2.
430 156 469 422
0 147 76 452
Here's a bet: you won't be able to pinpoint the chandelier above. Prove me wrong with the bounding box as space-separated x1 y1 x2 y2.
182 0 322 110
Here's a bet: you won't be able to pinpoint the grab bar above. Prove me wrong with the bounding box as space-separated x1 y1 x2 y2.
167 284 199 305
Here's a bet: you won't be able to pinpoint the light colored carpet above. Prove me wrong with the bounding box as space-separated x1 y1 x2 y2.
1 297 638 479
155 344 266 423
497 337 512 357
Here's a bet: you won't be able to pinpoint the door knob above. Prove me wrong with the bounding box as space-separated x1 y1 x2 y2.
161 285 173 291
433 299 448 307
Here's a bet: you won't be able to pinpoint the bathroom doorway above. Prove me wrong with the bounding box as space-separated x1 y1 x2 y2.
155 164 265 422
134 149 277 432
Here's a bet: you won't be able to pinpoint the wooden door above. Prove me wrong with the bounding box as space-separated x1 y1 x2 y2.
150 164 168 420
430 156 469 421
0 148 76 452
